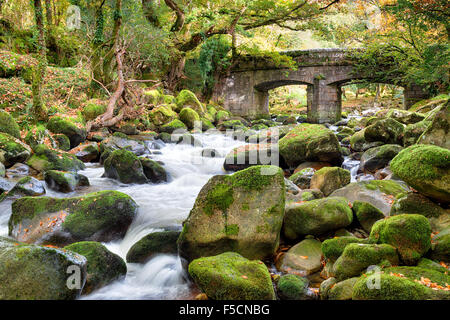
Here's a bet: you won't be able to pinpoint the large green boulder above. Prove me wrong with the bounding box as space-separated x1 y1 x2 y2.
44 170 89 193
149 105 177 126
353 201 385 233
160 119 187 134
276 238 323 275
9 190 138 246
390 144 450 202
279 124 342 168
26 144 85 172
359 144 403 173
104 149 148 184
0 132 32 167
390 192 449 232
417 101 449 149
283 197 353 241
327 277 359 300
310 167 350 196
126 231 180 263
99 133 146 156
349 129 384 152
82 100 107 121
330 180 409 216
139 158 167 183
0 110 21 139
188 252 275 300
277 274 310 300
288 168 315 189
364 118 405 145
178 165 285 263
47 116 87 148
179 107 200 130
403 120 431 147
223 143 276 172
322 236 370 262
370 214 431 265
175 90 205 114
64 241 127 294
386 109 425 125
431 227 450 261
0 176 46 202
333 243 399 280
0 236 87 300
69 142 100 163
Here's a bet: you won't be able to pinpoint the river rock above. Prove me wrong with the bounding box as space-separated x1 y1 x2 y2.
277 274 310 300
179 107 201 130
364 118 405 145
5 163 33 179
0 132 32 167
369 214 431 265
288 168 315 189
349 129 384 152
4 176 45 198
310 167 351 196
329 180 409 216
276 239 323 275
9 190 138 246
178 165 285 263
283 197 353 241
403 120 431 147
104 149 148 184
359 144 403 173
44 170 90 193
99 133 146 156
0 109 21 139
333 243 399 281
126 231 180 263
223 143 278 172
417 101 449 149
139 158 167 183
353 201 385 233
279 124 343 169
27 144 85 172
386 109 425 125
0 236 87 300
160 119 187 134
47 116 87 148
64 241 127 294
149 105 178 126
175 90 205 114
430 227 449 261
69 142 100 163
390 144 450 203
322 236 370 262
327 277 359 300
188 252 275 300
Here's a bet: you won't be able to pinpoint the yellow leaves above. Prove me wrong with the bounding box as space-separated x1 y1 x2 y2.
414 277 450 291
299 256 309 260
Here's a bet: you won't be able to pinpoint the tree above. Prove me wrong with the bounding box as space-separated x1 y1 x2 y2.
31 0 48 121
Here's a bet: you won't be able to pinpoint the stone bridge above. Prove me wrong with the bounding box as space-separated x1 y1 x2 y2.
212 49 429 123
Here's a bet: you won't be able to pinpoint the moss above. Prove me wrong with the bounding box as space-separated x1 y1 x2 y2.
160 119 187 134
310 166 351 196
416 258 450 274
322 236 370 262
0 109 21 139
200 117 215 131
175 90 204 114
231 165 283 191
369 214 431 265
113 132 127 139
144 89 162 105
0 132 31 166
225 224 240 236
126 231 180 263
26 144 85 172
353 201 385 233
179 107 200 130
277 274 309 300
140 158 167 183
203 182 234 216
82 100 107 121
215 110 231 123
363 180 407 195
149 105 177 126
103 149 148 184
188 252 276 300
328 277 359 300
47 116 87 148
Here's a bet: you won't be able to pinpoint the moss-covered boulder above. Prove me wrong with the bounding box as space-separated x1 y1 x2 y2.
54 134 71 151
276 238 323 275
0 132 32 167
178 165 285 263
144 89 162 105
0 109 21 139
179 107 201 130
104 149 148 184
327 277 359 300
24 125 57 151
353 201 385 233
44 170 89 193
215 110 231 123
431 228 450 261
288 168 316 189
417 258 449 273
149 105 178 126
188 252 275 300
353 267 450 300
82 100 107 121
160 119 187 134
364 118 405 145
26 144 85 173
139 158 167 183
349 129 384 152
359 144 404 173
322 236 370 262
386 109 425 125
333 243 399 280
64 241 127 294
330 180 409 216
126 231 180 263
277 274 310 300
47 116 87 148
223 143 277 172
0 237 87 300
283 197 353 241
390 192 449 232
370 214 431 265
99 133 146 157
417 101 449 149
391 145 450 202
175 90 205 114
9 190 138 246
69 142 100 163
279 124 342 169
403 120 431 147
310 167 351 196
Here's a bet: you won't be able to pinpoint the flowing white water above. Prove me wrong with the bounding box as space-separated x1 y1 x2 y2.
0 132 246 300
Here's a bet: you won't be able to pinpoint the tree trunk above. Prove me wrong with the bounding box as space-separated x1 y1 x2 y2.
32 0 48 121
165 55 186 92
44 0 52 26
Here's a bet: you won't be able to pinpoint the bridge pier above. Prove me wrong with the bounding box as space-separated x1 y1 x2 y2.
307 80 342 124
404 84 430 109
